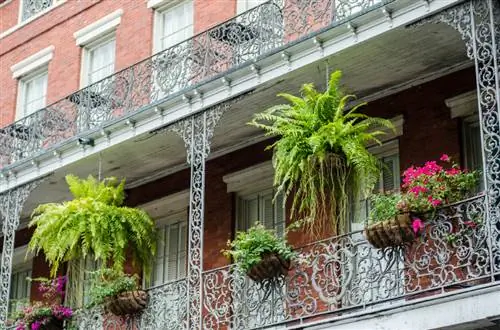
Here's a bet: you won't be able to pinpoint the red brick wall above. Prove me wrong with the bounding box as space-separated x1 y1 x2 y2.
194 0 236 33
0 0 153 127
0 0 19 33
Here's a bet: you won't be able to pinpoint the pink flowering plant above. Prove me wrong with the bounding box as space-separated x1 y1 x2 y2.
398 154 478 215
14 276 73 330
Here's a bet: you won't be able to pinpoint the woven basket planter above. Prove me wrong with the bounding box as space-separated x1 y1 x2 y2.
364 213 414 249
247 253 291 282
39 318 63 330
104 290 148 316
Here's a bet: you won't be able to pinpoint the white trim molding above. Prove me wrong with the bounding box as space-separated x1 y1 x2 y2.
445 91 478 118
10 45 54 79
223 161 273 195
147 0 183 9
73 9 123 46
140 189 189 219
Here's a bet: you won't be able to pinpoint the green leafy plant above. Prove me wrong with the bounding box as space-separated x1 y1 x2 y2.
28 175 157 277
87 268 139 308
249 70 394 234
222 223 295 273
368 193 402 224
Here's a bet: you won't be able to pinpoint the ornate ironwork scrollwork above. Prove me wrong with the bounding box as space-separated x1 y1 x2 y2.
0 178 45 327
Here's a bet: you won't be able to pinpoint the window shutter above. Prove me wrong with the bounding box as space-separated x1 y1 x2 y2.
381 155 399 192
152 226 166 286
274 193 285 237
167 223 180 281
261 192 274 230
179 222 188 279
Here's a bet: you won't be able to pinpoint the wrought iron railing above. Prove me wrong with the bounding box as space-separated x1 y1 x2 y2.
0 0 386 169
70 195 494 329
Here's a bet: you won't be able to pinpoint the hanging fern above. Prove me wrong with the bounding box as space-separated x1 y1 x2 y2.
28 175 157 278
249 70 394 235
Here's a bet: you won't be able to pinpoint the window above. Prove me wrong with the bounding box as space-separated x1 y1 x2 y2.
237 189 285 236
352 142 400 232
82 36 116 86
8 269 31 317
66 257 100 308
18 69 48 119
155 1 193 52
8 246 33 317
151 215 188 286
20 0 53 22
236 0 267 14
445 91 484 192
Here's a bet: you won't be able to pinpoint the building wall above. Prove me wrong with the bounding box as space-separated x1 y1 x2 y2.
0 0 237 127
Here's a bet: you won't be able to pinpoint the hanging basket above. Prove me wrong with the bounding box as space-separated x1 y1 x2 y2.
364 213 414 249
247 253 291 282
104 290 148 316
39 318 64 330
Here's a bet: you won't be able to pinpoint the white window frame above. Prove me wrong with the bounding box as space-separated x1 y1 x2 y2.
140 190 190 288
236 0 268 14
80 34 116 87
152 0 194 53
150 212 188 286
15 66 48 120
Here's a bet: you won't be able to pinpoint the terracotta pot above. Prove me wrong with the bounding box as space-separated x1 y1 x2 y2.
365 213 414 248
104 290 148 316
247 253 291 282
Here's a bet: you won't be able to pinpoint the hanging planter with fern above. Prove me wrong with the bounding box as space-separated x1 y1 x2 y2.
249 70 394 235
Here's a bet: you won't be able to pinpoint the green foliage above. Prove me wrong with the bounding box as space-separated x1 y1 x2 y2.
28 175 157 278
222 223 295 273
369 193 402 224
87 268 139 308
249 70 394 234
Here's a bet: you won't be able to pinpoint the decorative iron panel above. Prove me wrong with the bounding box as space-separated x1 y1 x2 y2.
0 0 388 169
202 196 490 329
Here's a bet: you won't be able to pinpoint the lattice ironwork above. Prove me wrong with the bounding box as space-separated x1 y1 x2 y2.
201 196 490 329
21 0 53 21
72 279 188 329
413 0 500 273
0 0 388 169
169 103 227 329
0 178 44 327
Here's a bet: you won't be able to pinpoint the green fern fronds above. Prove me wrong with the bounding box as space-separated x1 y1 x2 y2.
249 70 394 235
28 175 156 278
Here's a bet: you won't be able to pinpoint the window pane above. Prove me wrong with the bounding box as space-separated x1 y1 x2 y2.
89 39 115 84
23 72 47 116
151 219 188 286
160 1 193 50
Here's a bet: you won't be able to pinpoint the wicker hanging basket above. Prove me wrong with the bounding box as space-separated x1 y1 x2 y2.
39 318 63 330
364 213 414 249
104 290 148 316
247 253 291 282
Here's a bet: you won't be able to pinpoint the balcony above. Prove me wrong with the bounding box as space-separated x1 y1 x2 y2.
0 0 391 171
69 195 496 329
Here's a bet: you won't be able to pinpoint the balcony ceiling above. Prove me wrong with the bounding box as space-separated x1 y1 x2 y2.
20 21 470 220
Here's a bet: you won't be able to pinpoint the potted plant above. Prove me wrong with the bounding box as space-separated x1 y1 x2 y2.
28 175 156 315
87 268 147 316
249 70 394 235
223 223 295 282
364 154 478 249
14 277 73 330
364 193 417 249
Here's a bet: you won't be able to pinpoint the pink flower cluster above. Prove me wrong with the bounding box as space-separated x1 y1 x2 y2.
398 154 476 215
52 305 73 320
